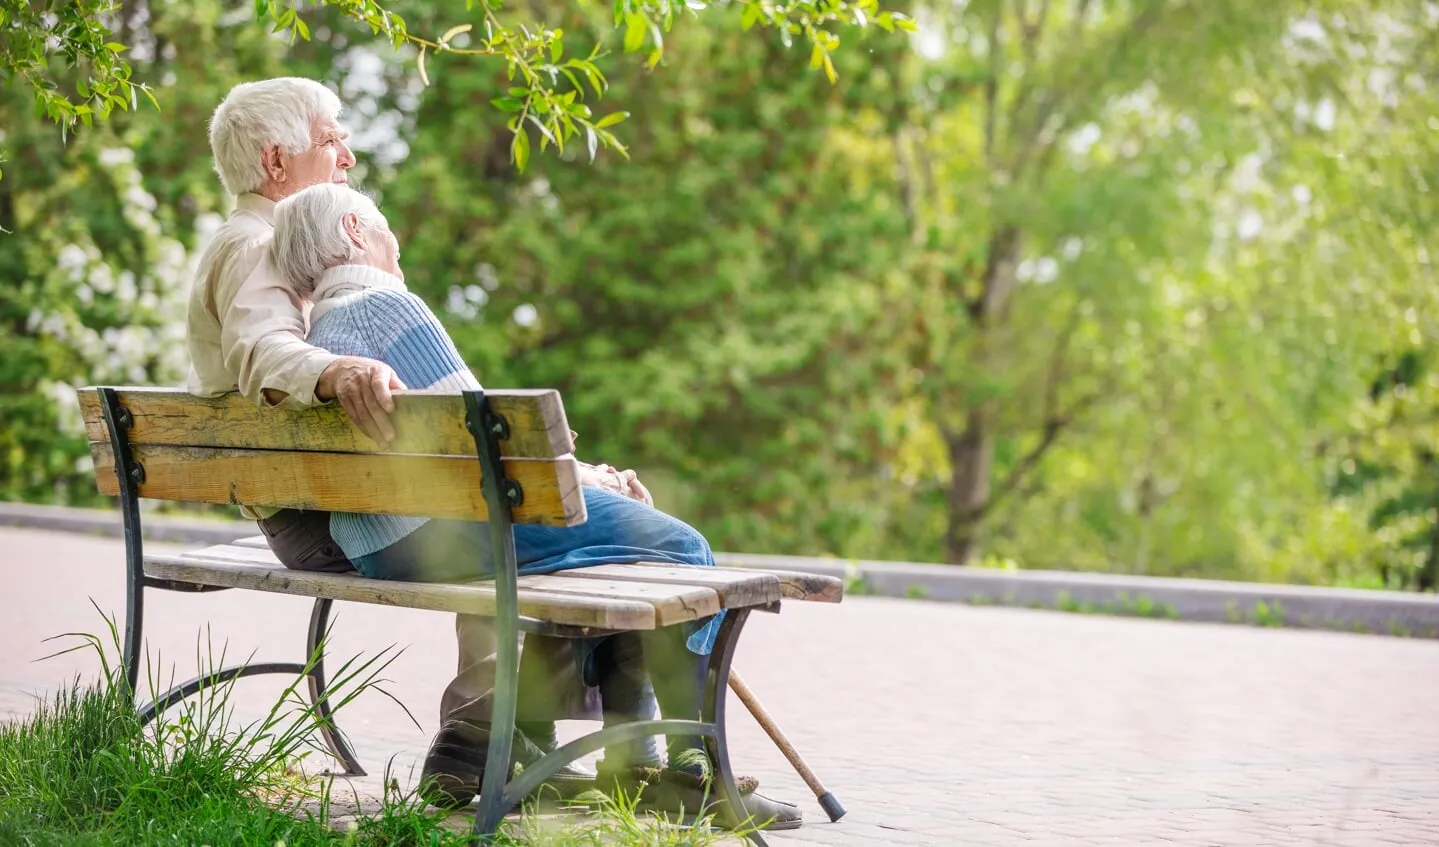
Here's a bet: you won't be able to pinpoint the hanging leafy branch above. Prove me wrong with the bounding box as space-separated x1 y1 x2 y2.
0 0 914 177
0 0 159 169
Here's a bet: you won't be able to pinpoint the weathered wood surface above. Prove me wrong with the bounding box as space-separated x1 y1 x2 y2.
745 568 844 603
553 565 781 609
78 387 574 460
514 575 721 625
230 535 838 603
91 443 585 526
149 551 656 630
166 545 762 625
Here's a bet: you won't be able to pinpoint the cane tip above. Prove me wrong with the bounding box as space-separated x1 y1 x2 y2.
818 791 846 822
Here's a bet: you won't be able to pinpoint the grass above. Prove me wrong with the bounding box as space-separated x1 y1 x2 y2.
0 611 744 846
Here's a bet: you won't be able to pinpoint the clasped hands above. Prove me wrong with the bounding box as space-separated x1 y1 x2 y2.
577 461 653 506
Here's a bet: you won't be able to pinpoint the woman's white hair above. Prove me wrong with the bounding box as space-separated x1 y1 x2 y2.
209 77 342 196
270 184 389 296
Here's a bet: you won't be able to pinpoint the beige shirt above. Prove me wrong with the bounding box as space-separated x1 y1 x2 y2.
186 193 338 520
185 193 336 408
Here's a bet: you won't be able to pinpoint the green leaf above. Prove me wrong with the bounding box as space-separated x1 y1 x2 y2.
822 51 837 84
104 42 127 53
294 16 310 40
550 37 563 62
527 114 558 151
439 23 473 45
741 3 761 29
595 111 629 128
512 128 530 172
491 96 525 112
624 13 647 53
810 43 825 70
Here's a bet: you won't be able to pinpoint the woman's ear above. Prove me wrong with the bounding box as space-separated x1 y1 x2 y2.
342 212 366 251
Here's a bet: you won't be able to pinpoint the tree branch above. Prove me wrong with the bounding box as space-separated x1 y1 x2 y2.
983 8 1002 167
1020 0 1053 63
980 302 1101 515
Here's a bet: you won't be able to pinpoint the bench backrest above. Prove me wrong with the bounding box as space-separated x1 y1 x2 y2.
77 387 586 527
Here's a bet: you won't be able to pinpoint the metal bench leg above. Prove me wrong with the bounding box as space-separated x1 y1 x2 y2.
99 387 146 699
306 598 366 777
467 389 522 843
703 608 769 847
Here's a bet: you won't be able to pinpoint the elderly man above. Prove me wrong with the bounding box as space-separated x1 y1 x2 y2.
185 77 595 807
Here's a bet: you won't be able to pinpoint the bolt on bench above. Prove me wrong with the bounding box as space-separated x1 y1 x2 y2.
78 385 842 844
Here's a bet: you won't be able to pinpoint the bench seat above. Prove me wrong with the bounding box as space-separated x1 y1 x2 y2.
147 540 840 632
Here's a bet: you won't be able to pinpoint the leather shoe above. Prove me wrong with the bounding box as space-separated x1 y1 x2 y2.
418 719 596 809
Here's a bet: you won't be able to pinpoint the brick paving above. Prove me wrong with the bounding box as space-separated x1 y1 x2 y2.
3 525 1437 846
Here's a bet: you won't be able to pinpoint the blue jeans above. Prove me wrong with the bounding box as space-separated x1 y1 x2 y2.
352 488 723 656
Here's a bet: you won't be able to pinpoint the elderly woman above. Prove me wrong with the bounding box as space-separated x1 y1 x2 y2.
268 183 800 830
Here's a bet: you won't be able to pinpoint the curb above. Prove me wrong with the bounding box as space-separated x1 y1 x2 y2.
5 501 1438 638
714 552 1439 638
0 501 251 547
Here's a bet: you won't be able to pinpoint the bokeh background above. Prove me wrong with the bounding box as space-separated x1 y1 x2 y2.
3 1 1438 591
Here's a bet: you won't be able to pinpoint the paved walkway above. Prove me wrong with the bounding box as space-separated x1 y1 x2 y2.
3 526 1436 845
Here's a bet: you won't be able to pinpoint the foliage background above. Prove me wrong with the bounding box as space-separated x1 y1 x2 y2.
3 0 1438 591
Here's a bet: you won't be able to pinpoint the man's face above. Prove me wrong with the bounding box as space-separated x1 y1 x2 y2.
278 115 354 194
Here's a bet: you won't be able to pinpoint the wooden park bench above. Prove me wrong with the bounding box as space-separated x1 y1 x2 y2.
77 385 842 844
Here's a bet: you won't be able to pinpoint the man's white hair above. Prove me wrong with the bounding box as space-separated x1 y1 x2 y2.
270 184 389 296
209 77 342 195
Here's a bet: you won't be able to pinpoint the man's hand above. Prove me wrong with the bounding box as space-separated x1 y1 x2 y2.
579 462 653 506
316 356 407 445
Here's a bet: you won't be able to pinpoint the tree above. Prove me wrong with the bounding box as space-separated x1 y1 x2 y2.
0 1 301 502
882 0 1434 567
359 0 925 557
0 0 913 179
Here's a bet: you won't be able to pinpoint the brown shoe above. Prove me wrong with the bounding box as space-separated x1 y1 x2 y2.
641 768 803 831
418 719 595 809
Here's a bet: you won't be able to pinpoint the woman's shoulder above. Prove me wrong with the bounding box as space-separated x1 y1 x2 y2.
352 285 433 314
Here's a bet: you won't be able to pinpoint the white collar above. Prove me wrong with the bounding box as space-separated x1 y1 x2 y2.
234 192 276 224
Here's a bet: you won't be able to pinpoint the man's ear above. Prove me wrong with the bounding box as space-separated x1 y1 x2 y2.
342 212 366 250
262 144 286 183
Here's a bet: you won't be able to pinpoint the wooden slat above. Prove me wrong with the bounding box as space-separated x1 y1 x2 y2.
749 569 844 603
552 565 780 609
229 537 840 602
78 387 574 459
90 443 585 526
515 575 721 626
146 553 655 630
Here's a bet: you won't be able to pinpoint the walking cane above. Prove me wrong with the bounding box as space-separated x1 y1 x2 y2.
727 670 846 822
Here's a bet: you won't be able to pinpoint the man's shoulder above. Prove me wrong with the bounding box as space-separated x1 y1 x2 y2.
213 213 274 253
194 213 272 278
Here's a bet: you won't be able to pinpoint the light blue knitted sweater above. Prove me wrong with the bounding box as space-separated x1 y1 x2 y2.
305 264 478 560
